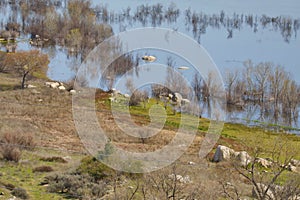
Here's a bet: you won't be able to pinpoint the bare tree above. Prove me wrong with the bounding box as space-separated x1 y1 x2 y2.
225 69 239 104
3 50 49 89
165 57 190 97
281 79 300 121
233 135 300 200
253 62 271 102
144 164 188 200
243 60 255 101
192 73 202 101
269 65 289 117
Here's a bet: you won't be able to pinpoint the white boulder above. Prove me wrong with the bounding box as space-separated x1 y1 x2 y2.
213 145 235 162
236 151 252 167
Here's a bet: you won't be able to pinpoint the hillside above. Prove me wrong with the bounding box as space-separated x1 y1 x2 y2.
0 73 299 199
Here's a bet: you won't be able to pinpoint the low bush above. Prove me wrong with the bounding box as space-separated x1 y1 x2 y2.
46 173 107 199
0 145 21 162
11 187 29 199
40 156 67 163
33 166 54 173
77 156 115 181
0 132 36 162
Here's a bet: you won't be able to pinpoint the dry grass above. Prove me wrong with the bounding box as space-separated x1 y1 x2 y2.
0 73 299 199
0 77 84 152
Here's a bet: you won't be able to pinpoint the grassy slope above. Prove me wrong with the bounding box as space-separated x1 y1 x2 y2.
0 73 299 199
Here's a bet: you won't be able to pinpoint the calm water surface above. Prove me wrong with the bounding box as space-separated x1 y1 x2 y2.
1 0 300 132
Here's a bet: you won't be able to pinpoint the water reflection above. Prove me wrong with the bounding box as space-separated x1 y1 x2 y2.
0 0 299 133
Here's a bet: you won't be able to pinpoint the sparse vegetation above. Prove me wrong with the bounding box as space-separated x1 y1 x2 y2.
0 132 35 162
0 0 300 199
0 71 299 199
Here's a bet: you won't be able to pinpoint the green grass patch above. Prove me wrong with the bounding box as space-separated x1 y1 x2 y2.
0 149 84 200
100 95 300 160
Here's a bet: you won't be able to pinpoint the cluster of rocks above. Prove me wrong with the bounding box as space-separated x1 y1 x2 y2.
213 145 252 167
45 81 76 94
213 145 300 173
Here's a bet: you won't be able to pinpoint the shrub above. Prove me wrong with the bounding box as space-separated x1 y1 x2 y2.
33 166 54 173
0 145 21 162
11 187 29 199
1 132 36 150
46 173 107 199
0 132 36 162
40 156 67 163
77 156 115 181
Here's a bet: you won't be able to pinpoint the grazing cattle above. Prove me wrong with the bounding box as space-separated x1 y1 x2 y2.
109 89 131 104
160 92 190 114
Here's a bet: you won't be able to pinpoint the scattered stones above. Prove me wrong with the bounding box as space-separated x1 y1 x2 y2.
213 145 251 167
213 145 300 173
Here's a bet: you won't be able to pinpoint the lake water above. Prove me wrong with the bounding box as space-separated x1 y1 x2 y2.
1 0 300 132
94 0 300 80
